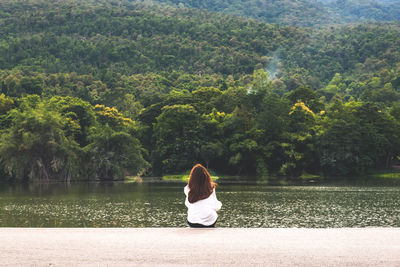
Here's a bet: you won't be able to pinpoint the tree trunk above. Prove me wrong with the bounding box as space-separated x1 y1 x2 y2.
386 151 392 169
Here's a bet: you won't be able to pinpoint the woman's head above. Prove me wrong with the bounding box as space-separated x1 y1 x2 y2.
188 164 216 203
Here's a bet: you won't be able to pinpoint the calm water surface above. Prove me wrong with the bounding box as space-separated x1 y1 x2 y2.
0 180 399 227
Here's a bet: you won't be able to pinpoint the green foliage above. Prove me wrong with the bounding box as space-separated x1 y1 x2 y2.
0 94 14 115
191 87 222 114
0 0 399 180
1 1 400 90
84 124 149 180
0 99 79 181
315 101 397 175
282 101 317 177
153 104 202 174
0 96 148 181
152 0 400 27
285 86 324 112
49 96 96 146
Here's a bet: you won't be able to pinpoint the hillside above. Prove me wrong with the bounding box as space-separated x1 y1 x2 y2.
325 0 400 23
0 0 400 180
150 0 400 27
150 0 331 27
0 0 297 75
1 0 400 89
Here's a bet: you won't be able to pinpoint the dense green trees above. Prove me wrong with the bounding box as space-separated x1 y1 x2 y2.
141 70 400 177
0 96 148 182
152 0 400 27
1 67 400 181
153 104 202 174
0 96 78 181
1 0 400 89
315 101 399 175
0 0 399 181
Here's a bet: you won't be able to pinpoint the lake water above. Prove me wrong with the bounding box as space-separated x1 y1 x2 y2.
0 179 399 227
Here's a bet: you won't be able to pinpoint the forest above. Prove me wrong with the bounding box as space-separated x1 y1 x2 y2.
150 0 400 27
0 0 400 181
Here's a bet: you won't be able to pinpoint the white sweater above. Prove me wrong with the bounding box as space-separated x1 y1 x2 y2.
184 185 222 226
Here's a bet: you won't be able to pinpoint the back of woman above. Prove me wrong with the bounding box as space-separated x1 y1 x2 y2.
184 164 222 227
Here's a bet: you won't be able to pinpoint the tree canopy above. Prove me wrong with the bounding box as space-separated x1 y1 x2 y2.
0 0 400 181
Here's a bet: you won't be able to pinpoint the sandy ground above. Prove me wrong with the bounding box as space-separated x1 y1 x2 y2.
0 228 400 266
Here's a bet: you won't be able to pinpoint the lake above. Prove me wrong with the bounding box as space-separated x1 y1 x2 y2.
0 179 399 227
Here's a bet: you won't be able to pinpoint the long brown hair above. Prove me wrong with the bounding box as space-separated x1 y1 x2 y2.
188 164 216 203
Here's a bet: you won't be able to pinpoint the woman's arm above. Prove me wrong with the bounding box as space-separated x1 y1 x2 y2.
184 185 190 207
212 189 222 211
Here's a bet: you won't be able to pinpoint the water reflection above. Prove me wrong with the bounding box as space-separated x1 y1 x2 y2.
0 179 399 227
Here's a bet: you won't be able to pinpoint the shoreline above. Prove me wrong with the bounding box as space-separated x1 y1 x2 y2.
3 174 400 186
1 228 399 266
2 169 400 185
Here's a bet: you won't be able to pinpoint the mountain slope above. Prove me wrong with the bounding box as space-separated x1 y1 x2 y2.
0 0 399 89
150 0 400 27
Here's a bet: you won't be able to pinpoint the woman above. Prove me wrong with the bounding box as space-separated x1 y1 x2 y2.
184 164 222 227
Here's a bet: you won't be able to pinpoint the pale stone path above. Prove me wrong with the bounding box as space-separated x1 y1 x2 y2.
1 228 400 266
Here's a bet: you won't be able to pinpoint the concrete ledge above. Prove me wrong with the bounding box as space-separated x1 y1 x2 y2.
1 228 400 266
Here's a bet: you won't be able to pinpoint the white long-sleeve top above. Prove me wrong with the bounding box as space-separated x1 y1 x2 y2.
184 185 222 226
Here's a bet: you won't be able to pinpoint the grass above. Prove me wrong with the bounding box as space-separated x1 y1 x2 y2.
123 176 143 183
162 173 221 182
300 173 321 179
124 172 222 183
368 170 400 179
299 170 400 180
162 174 190 182
128 169 400 183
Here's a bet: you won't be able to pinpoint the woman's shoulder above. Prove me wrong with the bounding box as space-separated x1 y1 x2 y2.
184 185 189 196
